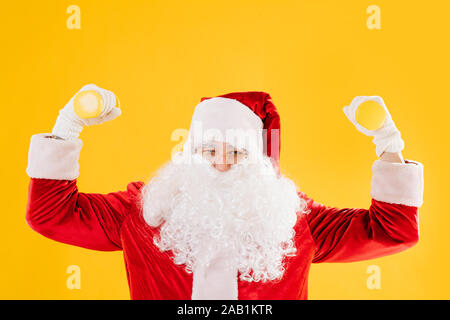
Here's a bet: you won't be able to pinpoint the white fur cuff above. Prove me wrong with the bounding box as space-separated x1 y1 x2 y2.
370 159 424 207
26 133 83 180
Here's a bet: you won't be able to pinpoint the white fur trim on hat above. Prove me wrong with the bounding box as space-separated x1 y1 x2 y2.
26 133 83 180
183 97 264 155
370 159 424 207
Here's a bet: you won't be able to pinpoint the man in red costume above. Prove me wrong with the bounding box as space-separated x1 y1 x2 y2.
25 84 423 299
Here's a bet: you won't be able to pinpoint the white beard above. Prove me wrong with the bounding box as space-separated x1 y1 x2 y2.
140 152 309 282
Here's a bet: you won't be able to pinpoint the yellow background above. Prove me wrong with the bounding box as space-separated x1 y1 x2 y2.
0 0 447 299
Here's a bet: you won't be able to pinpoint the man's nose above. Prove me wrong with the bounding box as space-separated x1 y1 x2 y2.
212 162 232 172
212 152 232 172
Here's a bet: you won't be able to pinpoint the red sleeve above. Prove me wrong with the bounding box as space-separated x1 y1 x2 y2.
25 178 145 251
301 192 419 263
300 158 423 263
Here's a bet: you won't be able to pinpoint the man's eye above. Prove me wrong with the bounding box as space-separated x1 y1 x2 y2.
228 150 246 157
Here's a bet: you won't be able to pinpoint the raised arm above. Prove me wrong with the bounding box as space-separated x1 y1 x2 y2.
302 96 423 262
24 84 142 251
25 133 144 251
302 157 423 263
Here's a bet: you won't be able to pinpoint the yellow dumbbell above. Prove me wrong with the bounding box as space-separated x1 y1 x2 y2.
355 100 386 131
73 90 120 119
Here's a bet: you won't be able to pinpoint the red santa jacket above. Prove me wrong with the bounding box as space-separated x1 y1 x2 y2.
25 133 424 299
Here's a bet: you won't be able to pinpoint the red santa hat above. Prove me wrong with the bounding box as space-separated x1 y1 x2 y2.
182 91 281 168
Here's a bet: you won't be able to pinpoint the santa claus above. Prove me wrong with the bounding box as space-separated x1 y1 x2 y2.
25 84 423 300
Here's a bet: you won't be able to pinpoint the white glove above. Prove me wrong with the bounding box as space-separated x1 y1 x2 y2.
51 84 121 140
343 96 404 157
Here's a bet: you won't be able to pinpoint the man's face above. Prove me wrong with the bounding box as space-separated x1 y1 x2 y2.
195 141 248 172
